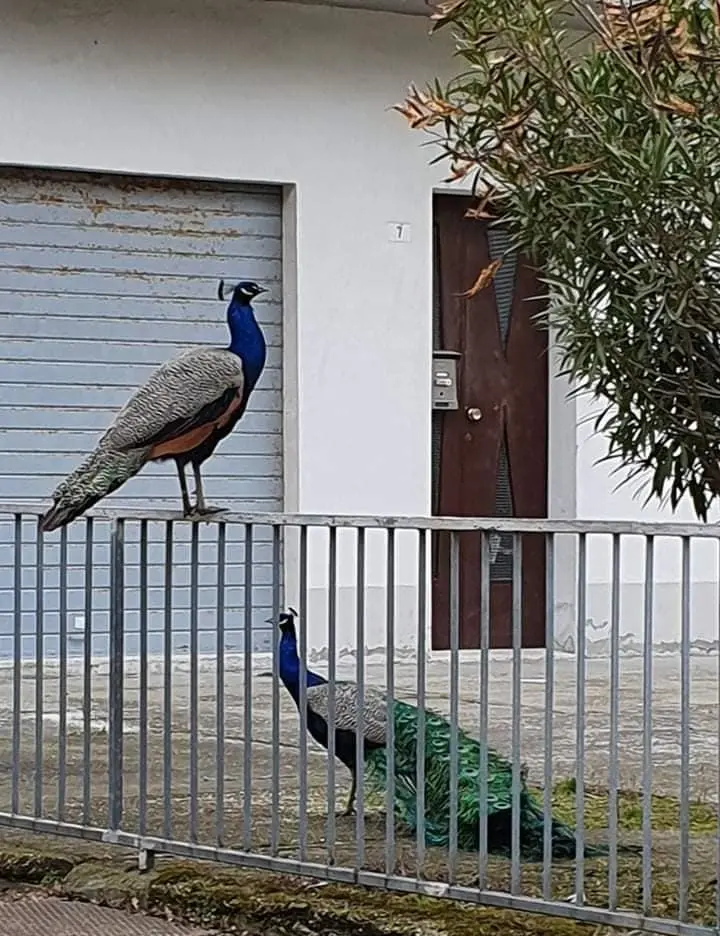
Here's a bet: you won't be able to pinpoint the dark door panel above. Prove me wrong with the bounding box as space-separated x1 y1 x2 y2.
431 194 549 649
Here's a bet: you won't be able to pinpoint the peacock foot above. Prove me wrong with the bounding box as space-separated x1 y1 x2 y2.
184 505 229 521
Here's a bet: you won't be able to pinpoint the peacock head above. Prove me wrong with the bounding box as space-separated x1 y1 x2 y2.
267 606 298 637
217 279 267 305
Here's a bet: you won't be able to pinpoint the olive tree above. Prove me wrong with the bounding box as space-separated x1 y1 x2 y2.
397 0 720 518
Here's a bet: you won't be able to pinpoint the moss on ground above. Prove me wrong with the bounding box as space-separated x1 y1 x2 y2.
0 847 78 884
144 862 589 936
537 779 718 834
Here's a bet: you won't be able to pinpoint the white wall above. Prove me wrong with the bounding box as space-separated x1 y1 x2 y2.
0 0 579 653
575 394 720 647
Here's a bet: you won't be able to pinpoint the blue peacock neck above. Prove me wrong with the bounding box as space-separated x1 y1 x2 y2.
278 626 327 705
227 299 267 392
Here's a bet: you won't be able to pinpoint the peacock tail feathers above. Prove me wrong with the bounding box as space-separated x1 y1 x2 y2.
363 699 618 861
39 446 147 533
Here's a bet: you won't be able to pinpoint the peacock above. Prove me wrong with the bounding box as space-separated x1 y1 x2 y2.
276 608 634 860
39 280 267 532
276 607 381 815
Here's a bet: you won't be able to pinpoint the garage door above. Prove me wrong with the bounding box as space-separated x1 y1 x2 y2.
0 168 283 656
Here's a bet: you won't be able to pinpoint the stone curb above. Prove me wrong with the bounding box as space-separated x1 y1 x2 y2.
0 838 587 936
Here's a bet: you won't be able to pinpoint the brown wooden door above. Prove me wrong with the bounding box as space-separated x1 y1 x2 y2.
431 194 549 649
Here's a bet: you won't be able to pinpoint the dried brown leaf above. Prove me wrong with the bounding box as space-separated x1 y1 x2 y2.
443 160 475 183
409 114 441 130
465 207 497 220
499 107 534 133
426 96 462 119
653 95 697 117
546 160 602 177
429 0 468 21
464 186 499 222
456 259 503 298
393 85 462 130
392 102 437 130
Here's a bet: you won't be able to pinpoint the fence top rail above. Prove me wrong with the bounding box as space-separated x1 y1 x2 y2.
1 502 720 538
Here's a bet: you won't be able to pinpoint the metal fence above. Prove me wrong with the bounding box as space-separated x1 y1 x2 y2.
0 505 718 936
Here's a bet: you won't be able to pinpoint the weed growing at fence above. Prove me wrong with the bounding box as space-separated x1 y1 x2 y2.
544 778 718 834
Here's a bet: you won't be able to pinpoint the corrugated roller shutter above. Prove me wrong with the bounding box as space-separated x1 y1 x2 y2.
0 168 283 656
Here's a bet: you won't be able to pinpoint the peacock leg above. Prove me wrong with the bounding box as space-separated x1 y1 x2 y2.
176 461 193 517
191 462 226 518
341 771 357 816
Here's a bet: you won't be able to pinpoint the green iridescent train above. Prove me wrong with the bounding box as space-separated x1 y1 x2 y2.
363 699 605 859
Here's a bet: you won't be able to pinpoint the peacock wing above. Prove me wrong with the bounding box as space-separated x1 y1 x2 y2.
100 348 246 453
306 682 387 744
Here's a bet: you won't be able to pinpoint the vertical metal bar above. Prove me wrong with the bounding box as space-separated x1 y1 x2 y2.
34 524 44 818
82 518 93 825
11 515 22 815
641 535 654 916
448 530 460 883
139 520 148 837
216 523 226 847
108 519 125 830
510 533 523 895
477 531 490 890
385 527 396 876
355 527 366 869
326 526 338 865
608 533 621 910
717 541 720 932
243 523 254 851
678 536 691 921
298 525 309 861
542 533 555 899
58 526 68 822
163 520 174 838
415 529 427 877
575 533 587 906
189 522 199 843
270 525 281 855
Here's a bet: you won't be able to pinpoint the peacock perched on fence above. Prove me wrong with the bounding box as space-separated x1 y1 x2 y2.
276 608 633 860
39 280 267 532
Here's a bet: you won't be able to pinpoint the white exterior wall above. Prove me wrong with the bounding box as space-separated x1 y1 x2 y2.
0 0 580 655
577 399 720 647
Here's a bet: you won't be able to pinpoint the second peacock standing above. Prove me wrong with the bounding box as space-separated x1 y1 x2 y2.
275 607 639 861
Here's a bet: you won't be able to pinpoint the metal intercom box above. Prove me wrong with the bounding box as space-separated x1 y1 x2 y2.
432 350 461 410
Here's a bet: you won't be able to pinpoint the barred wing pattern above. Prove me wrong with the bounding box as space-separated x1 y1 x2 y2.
305 682 388 745
100 347 246 452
